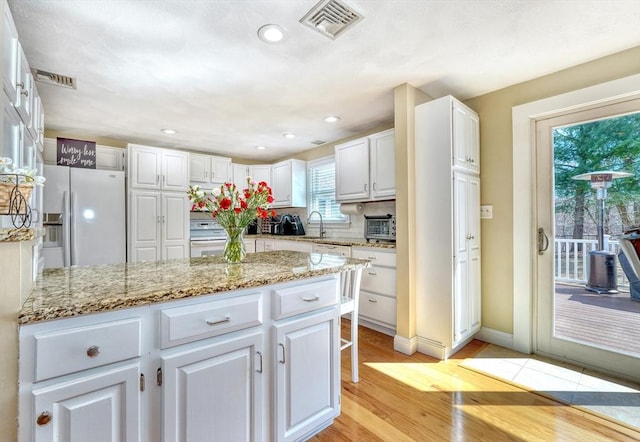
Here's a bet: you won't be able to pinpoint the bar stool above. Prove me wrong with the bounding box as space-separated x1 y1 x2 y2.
340 268 363 383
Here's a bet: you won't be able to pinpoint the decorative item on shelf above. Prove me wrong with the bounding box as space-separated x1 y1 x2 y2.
0 158 46 228
188 177 275 264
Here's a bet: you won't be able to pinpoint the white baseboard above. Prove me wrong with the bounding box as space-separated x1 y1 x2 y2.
393 334 417 355
474 327 516 351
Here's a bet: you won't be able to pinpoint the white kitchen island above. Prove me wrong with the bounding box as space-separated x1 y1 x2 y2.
18 251 369 442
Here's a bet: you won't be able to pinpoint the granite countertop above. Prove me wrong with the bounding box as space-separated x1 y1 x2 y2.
20 251 371 325
0 228 36 242
248 234 396 249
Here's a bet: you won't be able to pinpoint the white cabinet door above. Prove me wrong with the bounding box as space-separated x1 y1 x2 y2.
130 145 161 189
467 175 481 333
271 161 290 207
452 101 480 174
162 331 263 442
32 362 141 442
162 193 189 260
233 163 248 189
130 191 161 262
335 138 370 201
210 156 232 184
248 164 272 186
2 98 22 164
14 43 33 125
189 153 209 183
3 5 19 102
271 159 306 208
274 308 340 442
130 145 188 191
161 150 189 191
369 129 395 199
453 172 481 344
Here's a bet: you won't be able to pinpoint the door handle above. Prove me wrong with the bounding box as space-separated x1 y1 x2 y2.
537 228 549 255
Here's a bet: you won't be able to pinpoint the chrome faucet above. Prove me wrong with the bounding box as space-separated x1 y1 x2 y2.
307 210 325 239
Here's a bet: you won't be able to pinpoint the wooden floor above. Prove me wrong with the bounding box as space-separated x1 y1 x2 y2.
311 324 640 442
555 283 640 355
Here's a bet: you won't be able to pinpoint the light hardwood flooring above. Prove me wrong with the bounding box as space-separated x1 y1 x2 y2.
311 323 640 442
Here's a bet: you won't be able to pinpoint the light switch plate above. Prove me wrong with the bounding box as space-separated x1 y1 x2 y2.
480 205 493 219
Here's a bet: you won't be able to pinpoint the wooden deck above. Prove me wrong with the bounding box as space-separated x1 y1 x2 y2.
555 283 640 356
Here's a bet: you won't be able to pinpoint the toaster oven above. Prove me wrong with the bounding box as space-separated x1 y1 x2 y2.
364 214 396 241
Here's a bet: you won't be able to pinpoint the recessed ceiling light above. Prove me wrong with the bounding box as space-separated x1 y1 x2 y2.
283 132 296 139
323 115 340 123
161 128 176 134
256 145 267 150
258 24 286 43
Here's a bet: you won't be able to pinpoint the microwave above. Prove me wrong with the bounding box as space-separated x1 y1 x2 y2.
364 215 396 241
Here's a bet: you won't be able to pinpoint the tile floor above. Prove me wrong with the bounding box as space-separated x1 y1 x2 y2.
461 344 640 429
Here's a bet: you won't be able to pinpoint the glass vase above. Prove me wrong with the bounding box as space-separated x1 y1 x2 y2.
224 228 246 264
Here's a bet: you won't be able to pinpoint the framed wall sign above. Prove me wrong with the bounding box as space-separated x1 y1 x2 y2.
56 138 97 169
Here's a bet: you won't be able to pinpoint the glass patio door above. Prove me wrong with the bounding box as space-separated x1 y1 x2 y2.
535 97 640 381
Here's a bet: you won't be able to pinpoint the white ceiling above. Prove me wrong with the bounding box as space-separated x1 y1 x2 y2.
8 0 640 161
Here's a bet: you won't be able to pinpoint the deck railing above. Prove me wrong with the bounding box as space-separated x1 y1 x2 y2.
554 235 629 288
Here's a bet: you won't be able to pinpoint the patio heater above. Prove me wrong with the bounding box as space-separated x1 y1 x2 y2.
572 171 632 294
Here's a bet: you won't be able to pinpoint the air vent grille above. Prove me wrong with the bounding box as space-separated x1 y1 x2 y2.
32 68 77 89
300 0 363 40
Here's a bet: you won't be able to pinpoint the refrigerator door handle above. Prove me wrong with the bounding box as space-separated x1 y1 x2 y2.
70 192 78 266
63 191 71 267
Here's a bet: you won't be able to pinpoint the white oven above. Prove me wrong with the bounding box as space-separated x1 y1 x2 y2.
190 239 226 257
189 217 226 258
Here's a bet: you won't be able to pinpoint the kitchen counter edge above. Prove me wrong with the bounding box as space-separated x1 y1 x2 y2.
19 251 371 326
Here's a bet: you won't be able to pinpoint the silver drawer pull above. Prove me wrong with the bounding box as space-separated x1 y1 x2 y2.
301 295 320 302
367 256 376 260
368 271 377 276
368 298 378 303
206 315 231 326
86 345 100 358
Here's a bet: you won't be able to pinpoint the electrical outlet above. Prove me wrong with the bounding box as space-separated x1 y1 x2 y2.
480 205 493 219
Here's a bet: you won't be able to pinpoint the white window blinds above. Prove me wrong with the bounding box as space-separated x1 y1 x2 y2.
307 156 348 223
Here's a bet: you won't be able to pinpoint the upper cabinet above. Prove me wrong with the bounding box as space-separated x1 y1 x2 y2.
128 144 189 191
14 44 33 125
452 100 480 173
3 4 19 102
2 3 44 167
189 153 232 186
43 138 124 171
231 163 272 190
368 129 396 199
248 164 272 185
335 128 395 202
271 159 306 208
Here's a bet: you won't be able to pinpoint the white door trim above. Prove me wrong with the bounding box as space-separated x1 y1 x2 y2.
511 74 640 354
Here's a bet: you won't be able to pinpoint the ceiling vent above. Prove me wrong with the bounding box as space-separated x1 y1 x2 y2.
299 0 364 40
31 68 77 89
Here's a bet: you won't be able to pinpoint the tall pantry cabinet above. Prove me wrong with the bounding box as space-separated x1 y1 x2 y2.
414 95 481 359
127 144 190 262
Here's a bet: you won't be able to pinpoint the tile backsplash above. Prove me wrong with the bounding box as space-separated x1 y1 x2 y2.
276 200 396 239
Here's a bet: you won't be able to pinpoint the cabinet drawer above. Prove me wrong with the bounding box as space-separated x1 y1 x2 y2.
312 243 351 257
352 248 396 267
160 292 263 349
34 318 141 381
359 292 397 326
360 265 396 297
272 277 339 320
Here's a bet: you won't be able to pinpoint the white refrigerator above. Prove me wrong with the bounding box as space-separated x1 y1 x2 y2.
42 165 126 268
